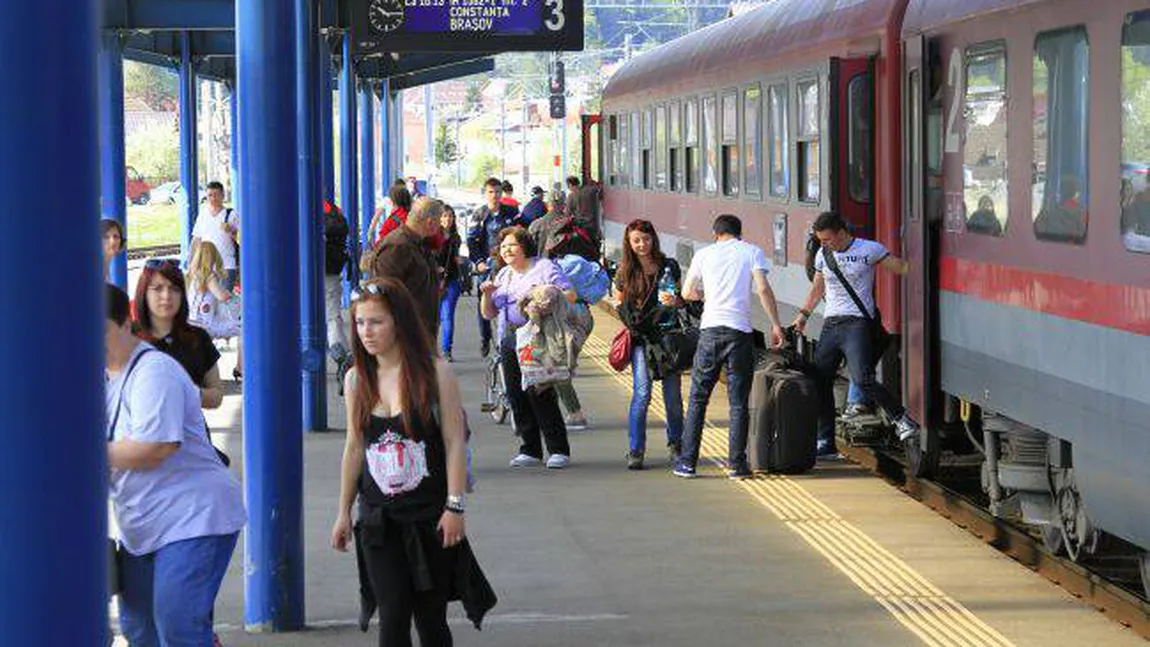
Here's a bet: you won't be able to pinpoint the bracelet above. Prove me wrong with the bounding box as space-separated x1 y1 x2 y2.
799 309 812 319
447 494 467 512
445 505 465 516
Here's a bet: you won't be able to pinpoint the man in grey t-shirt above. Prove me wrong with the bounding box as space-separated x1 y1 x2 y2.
793 212 918 456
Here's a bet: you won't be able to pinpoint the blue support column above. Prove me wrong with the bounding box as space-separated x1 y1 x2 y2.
98 31 128 288
178 31 200 260
297 0 327 432
339 34 359 286
319 39 335 204
358 82 375 252
236 0 305 631
1 7 106 645
379 79 393 200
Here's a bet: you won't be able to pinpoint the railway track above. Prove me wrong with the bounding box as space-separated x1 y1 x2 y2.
126 243 181 261
841 443 1150 639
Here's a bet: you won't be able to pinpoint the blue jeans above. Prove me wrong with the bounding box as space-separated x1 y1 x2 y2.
847 382 867 405
813 317 905 451
439 279 462 353
119 533 239 647
679 326 754 470
629 343 684 453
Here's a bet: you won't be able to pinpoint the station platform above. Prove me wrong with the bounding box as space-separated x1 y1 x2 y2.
116 299 1144 646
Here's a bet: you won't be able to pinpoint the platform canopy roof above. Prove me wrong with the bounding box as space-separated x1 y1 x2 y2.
104 0 495 86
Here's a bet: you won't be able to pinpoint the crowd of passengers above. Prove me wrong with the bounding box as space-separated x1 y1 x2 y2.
101 172 920 646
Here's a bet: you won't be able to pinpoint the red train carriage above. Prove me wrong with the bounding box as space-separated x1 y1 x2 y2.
588 0 1150 594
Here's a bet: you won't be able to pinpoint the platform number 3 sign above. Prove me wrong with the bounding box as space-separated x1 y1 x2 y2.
545 0 565 31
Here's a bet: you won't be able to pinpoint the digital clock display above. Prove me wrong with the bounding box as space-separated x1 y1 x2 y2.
352 0 583 54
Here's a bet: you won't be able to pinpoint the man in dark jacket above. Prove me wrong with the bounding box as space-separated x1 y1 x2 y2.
371 197 444 341
466 177 522 356
520 186 547 224
323 201 351 368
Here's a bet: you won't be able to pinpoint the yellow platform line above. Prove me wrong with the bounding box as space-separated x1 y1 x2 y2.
580 322 1014 647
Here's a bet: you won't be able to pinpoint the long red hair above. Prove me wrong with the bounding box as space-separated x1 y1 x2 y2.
133 260 199 349
348 277 438 439
617 219 665 306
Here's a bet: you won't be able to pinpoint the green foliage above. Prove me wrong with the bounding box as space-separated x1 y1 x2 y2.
435 120 459 167
465 81 484 113
1123 47 1150 162
126 123 179 183
124 61 178 111
471 152 500 186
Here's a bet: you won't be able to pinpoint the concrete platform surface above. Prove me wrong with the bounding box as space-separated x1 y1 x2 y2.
116 299 1142 646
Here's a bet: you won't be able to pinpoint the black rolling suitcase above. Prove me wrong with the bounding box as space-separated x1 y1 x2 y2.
749 354 819 474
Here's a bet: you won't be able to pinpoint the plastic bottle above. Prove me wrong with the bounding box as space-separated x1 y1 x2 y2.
657 266 676 302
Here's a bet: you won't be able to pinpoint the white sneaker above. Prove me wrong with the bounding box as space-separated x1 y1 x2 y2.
546 454 570 469
564 415 590 431
842 403 871 420
895 416 920 442
509 454 542 468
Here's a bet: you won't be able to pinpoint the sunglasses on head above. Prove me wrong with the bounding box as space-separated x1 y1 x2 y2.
350 282 383 302
144 258 180 270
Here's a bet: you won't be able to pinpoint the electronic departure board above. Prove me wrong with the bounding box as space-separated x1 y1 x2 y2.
350 0 584 54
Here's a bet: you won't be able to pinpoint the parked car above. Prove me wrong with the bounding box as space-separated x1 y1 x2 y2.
150 181 207 205
1122 161 1150 194
126 166 151 205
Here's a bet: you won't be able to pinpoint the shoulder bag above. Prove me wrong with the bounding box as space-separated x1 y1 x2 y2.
821 249 891 365
609 275 657 372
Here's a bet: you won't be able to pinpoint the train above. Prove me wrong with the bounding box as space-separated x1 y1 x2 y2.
582 0 1150 595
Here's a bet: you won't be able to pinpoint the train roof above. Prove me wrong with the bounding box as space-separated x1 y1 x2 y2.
901 0 1046 36
602 0 903 106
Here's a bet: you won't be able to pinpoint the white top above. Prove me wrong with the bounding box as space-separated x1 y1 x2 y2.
106 343 246 555
684 238 771 333
815 238 889 319
192 205 240 269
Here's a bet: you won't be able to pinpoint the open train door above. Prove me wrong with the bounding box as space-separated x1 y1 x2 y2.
830 57 876 238
901 35 941 477
580 114 602 188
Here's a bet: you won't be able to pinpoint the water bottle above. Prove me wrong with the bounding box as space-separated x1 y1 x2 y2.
657 266 677 302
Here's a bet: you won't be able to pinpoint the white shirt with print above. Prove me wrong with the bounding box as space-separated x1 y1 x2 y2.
684 238 771 333
815 238 889 319
192 205 240 269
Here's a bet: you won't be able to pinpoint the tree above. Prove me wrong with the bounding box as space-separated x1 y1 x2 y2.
465 80 485 114
126 122 180 182
124 61 178 111
435 120 459 167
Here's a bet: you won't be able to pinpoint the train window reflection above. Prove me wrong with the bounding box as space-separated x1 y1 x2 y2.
797 80 821 203
642 108 653 189
607 115 618 187
617 115 630 187
721 92 739 197
963 44 1008 237
744 86 762 198
1032 26 1089 245
670 102 683 192
1121 10 1150 254
768 84 789 198
685 99 699 193
703 95 718 194
655 105 667 190
630 111 641 190
847 75 873 205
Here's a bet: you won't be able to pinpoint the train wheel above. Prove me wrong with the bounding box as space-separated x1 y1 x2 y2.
905 429 939 478
1051 469 1101 562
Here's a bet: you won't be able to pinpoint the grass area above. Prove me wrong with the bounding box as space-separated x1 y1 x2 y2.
127 202 182 249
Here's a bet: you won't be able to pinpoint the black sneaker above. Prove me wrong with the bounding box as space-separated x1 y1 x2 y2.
480 339 491 358
626 451 645 471
672 464 697 479
727 463 753 480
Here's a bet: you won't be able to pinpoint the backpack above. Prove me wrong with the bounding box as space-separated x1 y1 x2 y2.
324 207 350 276
557 255 610 305
544 215 600 262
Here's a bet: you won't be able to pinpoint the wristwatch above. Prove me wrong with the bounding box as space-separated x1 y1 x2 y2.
446 494 466 514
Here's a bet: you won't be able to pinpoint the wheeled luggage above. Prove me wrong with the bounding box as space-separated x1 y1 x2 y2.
749 357 819 474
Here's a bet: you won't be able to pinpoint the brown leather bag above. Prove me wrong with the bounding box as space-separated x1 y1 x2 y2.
609 327 632 372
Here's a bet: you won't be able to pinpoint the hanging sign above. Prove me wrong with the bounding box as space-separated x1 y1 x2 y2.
351 0 584 54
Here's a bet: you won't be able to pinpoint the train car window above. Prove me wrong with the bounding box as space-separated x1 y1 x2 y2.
655 106 668 190
607 115 618 187
963 44 1008 237
744 86 763 198
1032 26 1089 245
908 70 921 222
847 75 873 205
685 98 699 193
721 92 740 197
797 79 821 203
703 95 719 194
642 108 653 190
669 102 682 192
768 84 790 198
630 111 641 189
617 115 630 187
1121 10 1150 254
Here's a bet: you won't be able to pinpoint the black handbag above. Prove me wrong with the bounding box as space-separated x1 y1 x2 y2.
822 249 891 365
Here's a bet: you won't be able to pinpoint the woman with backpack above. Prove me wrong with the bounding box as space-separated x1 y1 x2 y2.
436 205 465 362
614 219 686 471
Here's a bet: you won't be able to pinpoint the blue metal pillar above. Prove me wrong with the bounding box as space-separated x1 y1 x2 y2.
358 82 376 252
98 31 128 288
339 34 359 286
1 7 106 645
178 32 199 259
379 79 393 200
319 39 335 204
298 0 327 432
236 0 305 631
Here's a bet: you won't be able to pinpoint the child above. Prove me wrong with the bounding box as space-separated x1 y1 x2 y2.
187 241 242 340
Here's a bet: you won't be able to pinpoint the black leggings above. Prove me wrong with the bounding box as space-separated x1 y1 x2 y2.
361 521 453 647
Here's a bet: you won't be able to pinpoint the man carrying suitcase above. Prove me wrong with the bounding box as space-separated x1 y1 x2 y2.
674 215 785 480
793 211 919 457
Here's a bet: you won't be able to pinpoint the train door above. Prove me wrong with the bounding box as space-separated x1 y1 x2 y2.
902 36 942 476
580 114 602 187
830 58 875 238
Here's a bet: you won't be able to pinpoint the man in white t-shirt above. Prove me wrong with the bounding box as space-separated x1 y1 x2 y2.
793 211 918 456
674 214 785 479
190 181 240 291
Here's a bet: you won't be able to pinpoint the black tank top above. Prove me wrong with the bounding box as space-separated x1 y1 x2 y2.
358 413 447 523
